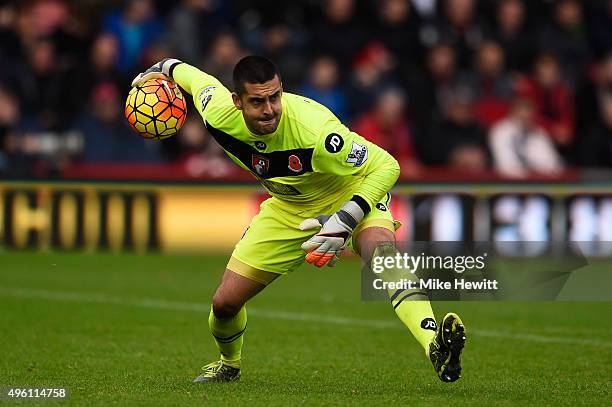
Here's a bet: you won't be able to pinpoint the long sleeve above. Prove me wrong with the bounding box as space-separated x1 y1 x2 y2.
172 63 224 97
171 63 234 126
312 115 400 210
352 140 401 209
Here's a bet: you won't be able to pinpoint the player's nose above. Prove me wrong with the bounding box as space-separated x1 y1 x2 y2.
262 100 273 115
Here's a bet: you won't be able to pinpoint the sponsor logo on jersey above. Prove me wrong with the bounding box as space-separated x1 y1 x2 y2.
254 141 267 150
252 154 270 175
376 203 387 211
197 86 216 110
346 141 368 166
421 318 437 331
325 133 344 153
288 154 303 172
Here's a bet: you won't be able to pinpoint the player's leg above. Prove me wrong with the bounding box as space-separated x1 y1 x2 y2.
356 226 439 354
195 197 309 383
194 265 279 383
353 197 466 382
210 267 278 363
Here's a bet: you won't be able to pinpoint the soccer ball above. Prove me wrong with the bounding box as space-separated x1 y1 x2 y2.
125 78 187 139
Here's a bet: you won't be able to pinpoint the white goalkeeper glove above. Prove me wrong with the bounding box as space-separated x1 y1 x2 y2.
131 58 183 87
299 200 366 268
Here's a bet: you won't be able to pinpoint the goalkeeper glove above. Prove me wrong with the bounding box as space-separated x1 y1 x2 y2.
131 58 183 87
299 200 366 268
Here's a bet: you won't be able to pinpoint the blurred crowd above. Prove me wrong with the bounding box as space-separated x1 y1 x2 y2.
1 0 612 179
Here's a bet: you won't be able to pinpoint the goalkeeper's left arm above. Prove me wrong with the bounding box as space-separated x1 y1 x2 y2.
338 139 401 212
300 119 400 267
312 117 401 215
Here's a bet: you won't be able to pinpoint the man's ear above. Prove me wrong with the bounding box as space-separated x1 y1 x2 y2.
231 93 242 110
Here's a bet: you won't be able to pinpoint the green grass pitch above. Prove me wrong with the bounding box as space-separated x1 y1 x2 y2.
0 251 610 406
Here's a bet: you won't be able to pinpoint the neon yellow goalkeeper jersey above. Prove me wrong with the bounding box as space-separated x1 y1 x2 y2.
173 63 399 211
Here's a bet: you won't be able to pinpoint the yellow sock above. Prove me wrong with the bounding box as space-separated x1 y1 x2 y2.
208 306 246 368
373 244 437 355
392 297 436 355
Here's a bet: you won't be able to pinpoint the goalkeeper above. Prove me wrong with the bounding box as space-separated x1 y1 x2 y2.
132 56 466 383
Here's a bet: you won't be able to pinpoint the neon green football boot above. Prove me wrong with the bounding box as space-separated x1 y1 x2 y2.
193 360 241 383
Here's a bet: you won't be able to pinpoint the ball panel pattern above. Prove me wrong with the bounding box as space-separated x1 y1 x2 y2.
124 78 187 140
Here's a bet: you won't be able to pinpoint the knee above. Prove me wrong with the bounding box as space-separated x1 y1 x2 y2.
362 226 395 243
212 292 243 319
357 227 396 262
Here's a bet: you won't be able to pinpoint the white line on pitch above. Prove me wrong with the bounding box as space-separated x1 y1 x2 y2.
0 286 610 348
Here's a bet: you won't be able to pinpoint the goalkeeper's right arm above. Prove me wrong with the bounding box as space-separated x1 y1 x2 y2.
172 63 224 97
131 59 224 97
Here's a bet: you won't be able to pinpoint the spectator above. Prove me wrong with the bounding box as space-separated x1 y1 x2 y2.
74 82 161 163
588 0 612 59
538 0 590 88
10 38 76 130
0 3 21 62
578 94 612 168
576 53 612 142
424 86 489 171
73 33 125 104
165 0 223 63
0 87 20 175
103 0 164 73
516 53 575 146
26 0 70 37
257 24 309 89
232 1 311 86
346 41 398 119
1 88 81 178
374 0 422 72
464 40 514 129
33 0 87 63
201 31 245 89
352 87 420 175
409 43 459 135
488 0 533 73
299 56 348 121
435 0 483 69
311 0 366 70
489 97 563 178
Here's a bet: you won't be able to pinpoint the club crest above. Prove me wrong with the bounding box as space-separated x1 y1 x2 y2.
252 154 270 175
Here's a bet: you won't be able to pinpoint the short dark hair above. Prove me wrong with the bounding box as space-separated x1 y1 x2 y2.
232 55 280 95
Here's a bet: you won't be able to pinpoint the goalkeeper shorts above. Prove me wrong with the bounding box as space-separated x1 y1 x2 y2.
227 193 400 283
